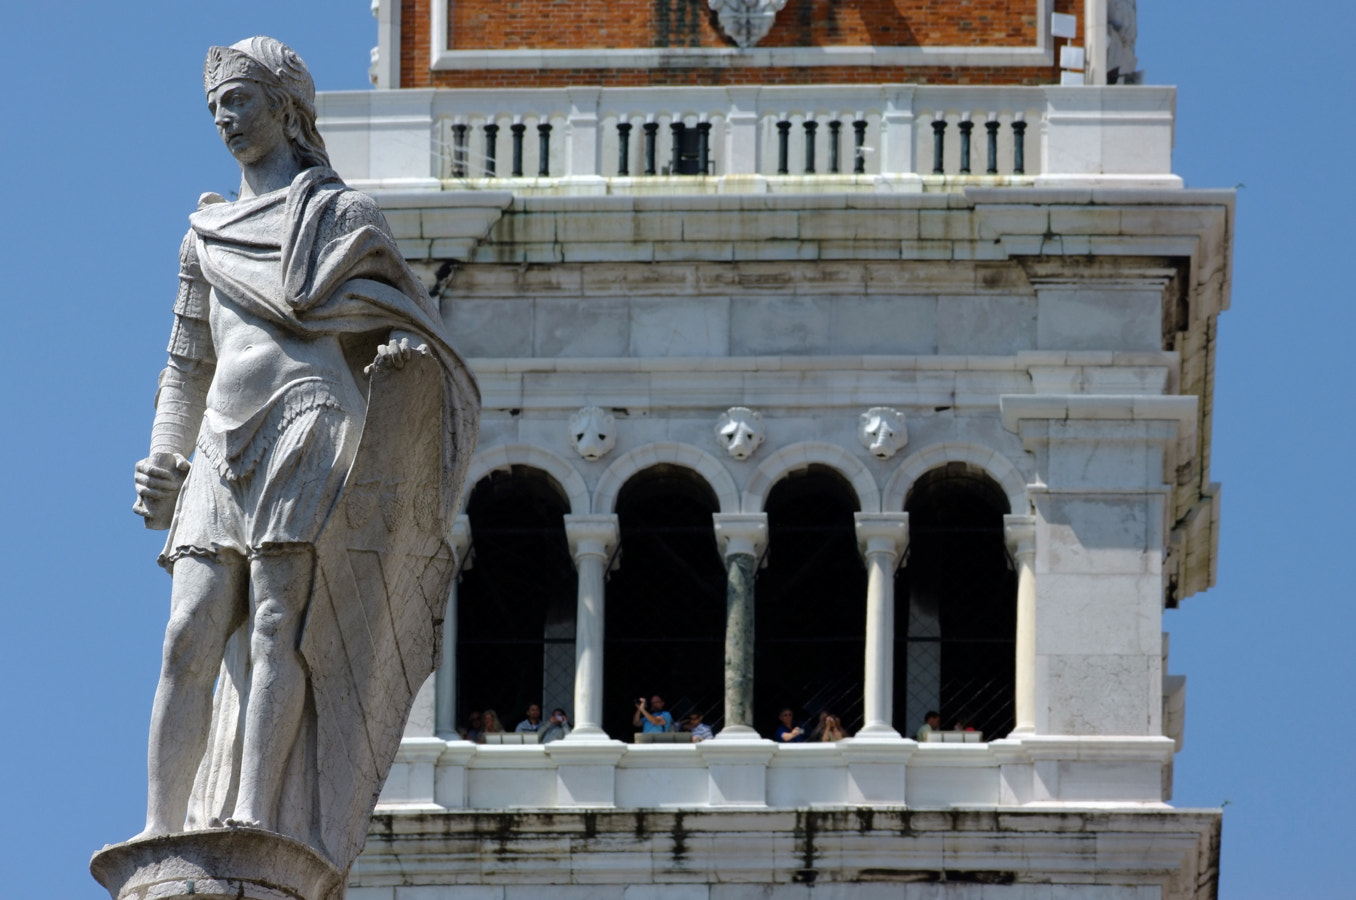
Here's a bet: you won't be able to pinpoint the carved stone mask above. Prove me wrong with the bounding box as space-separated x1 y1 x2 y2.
859 407 907 460
716 407 765 460
569 406 616 461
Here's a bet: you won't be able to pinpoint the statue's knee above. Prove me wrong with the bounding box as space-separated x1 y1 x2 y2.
161 617 215 682
250 599 296 649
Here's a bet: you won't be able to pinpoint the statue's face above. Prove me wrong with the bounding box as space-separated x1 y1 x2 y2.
208 78 287 165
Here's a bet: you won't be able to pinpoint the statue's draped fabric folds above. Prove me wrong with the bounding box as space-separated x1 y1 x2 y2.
180 168 479 873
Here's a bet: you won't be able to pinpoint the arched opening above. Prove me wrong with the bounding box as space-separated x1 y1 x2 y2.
603 465 726 740
456 466 576 736
756 465 866 740
898 463 1015 740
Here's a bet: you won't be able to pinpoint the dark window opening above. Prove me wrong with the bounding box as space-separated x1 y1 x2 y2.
603 465 726 739
456 467 575 735
756 465 866 739
898 463 1015 740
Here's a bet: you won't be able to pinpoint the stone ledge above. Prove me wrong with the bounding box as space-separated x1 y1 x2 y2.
90 830 341 900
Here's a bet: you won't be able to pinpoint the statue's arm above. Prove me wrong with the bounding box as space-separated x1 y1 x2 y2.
133 231 216 530
333 192 433 369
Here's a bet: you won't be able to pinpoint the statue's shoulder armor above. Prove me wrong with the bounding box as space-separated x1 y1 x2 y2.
329 188 392 236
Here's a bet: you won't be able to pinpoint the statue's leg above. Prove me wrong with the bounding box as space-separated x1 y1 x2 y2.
232 545 315 830
140 552 248 839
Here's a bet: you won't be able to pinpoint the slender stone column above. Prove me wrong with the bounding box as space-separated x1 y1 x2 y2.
712 514 768 738
563 515 620 739
1004 515 1037 735
434 515 473 738
854 513 909 737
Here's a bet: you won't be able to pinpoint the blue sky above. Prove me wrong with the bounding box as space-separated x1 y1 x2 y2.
1 2 1349 897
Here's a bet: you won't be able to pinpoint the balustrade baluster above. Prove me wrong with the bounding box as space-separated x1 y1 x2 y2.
537 122 552 177
931 115 947 175
452 123 468 178
1012 114 1026 175
643 122 658 175
958 114 972 175
803 120 818 174
828 120 841 174
776 120 791 175
853 119 867 174
510 123 525 177
484 123 499 177
670 122 685 175
617 122 632 176
985 114 999 175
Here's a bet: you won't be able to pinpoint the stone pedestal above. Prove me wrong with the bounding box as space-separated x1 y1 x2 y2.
90 830 341 900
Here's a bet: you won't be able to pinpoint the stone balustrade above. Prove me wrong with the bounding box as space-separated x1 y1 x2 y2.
317 85 1179 193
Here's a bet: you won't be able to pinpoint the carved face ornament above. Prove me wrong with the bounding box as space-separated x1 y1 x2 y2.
716 407 765 460
568 406 616 461
859 407 907 460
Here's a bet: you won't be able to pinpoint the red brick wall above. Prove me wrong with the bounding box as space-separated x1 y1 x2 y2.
400 0 1082 88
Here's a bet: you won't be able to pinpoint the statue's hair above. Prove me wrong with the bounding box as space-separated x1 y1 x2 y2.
258 79 331 170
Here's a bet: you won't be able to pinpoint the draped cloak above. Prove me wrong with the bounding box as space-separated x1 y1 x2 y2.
180 168 479 886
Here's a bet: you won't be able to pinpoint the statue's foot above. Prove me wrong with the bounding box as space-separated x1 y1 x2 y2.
126 825 171 843
224 817 264 830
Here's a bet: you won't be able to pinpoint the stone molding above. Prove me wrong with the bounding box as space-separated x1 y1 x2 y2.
461 444 590 514
355 806 1221 900
743 441 881 514
882 441 1029 515
593 442 741 515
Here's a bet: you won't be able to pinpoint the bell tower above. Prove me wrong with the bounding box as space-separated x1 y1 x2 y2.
327 2 1228 897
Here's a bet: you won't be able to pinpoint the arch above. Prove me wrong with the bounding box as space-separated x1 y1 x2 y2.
461 444 589 515
594 442 740 515
882 442 1027 515
742 442 881 514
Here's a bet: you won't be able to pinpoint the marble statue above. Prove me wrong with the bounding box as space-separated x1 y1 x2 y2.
1107 0 1138 83
111 36 479 898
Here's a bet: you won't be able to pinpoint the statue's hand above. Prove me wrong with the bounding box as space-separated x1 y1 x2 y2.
133 452 190 530
366 332 429 374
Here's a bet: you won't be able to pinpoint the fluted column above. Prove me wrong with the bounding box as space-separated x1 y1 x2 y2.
854 513 909 737
563 515 619 739
712 513 768 737
1004 515 1037 734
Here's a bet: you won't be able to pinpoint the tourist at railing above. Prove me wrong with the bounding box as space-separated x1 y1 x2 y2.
515 703 544 734
915 710 941 743
482 709 505 737
775 707 807 742
633 695 672 733
539 708 571 744
462 710 485 744
813 712 846 742
682 711 714 743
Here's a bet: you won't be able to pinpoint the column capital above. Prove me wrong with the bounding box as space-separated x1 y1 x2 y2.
854 512 909 566
712 513 768 561
1003 514 1036 561
449 514 473 573
564 514 620 563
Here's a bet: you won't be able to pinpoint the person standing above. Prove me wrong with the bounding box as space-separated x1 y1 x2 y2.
633 695 672 733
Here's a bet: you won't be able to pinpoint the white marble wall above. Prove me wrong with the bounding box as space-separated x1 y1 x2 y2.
360 187 1229 899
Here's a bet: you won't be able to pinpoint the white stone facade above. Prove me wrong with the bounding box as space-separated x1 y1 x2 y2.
320 86 1229 900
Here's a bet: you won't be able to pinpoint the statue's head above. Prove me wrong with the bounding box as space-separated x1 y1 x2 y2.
203 36 329 170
